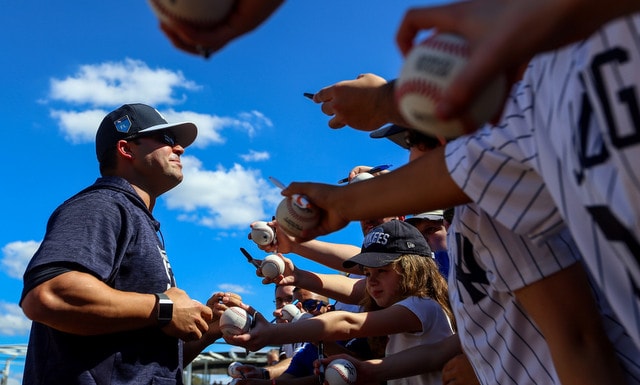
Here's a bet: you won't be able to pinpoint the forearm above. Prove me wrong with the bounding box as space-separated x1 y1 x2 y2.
370 334 461 381
516 263 629 385
293 269 365 304
183 328 224 365
289 239 361 274
332 147 470 221
21 271 157 335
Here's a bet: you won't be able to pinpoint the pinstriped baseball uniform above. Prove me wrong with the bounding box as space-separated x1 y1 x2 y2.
446 13 640 353
448 204 640 384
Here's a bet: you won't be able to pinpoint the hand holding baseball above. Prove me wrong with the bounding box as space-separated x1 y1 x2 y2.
395 0 632 123
315 354 376 385
280 182 350 241
225 310 272 352
157 0 284 57
162 287 213 341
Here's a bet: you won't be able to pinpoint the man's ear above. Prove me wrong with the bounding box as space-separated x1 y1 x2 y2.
116 140 135 159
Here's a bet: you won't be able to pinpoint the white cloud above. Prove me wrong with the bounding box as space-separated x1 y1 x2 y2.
0 302 31 336
240 150 270 162
48 58 199 106
217 283 253 295
46 59 272 149
2 241 39 280
164 157 281 229
49 108 107 144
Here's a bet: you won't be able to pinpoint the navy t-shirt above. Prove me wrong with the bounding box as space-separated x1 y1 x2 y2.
21 176 183 385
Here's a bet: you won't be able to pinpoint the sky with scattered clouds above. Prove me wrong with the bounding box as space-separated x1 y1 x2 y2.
0 0 438 382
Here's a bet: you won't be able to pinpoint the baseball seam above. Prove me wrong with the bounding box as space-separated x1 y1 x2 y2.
395 78 443 103
286 200 316 223
419 35 468 57
329 366 353 385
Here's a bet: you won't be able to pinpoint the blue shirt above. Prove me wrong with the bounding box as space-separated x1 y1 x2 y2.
21 176 182 385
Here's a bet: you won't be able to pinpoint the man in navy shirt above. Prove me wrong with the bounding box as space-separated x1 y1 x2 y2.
20 103 227 384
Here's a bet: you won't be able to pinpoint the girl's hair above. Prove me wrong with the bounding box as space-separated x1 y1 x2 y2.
359 254 456 355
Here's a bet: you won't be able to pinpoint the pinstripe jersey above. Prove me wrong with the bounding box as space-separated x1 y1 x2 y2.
446 13 640 351
448 204 640 384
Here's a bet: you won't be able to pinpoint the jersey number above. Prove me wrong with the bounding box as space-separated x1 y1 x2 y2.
576 47 640 182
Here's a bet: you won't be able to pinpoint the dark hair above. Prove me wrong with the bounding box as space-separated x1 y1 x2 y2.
98 146 118 175
405 130 442 149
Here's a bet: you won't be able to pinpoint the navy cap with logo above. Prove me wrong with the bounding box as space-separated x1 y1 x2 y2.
343 220 432 268
95 103 197 163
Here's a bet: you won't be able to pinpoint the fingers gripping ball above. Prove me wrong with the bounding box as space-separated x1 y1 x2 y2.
275 195 321 238
281 304 301 322
395 33 507 138
251 221 275 246
220 307 252 337
325 359 357 385
148 0 235 30
261 254 285 279
292 312 313 323
227 362 243 378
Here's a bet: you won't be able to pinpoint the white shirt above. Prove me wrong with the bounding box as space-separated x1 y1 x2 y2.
445 13 640 380
387 296 453 385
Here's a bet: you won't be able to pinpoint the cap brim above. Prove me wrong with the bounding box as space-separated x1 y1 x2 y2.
369 125 409 149
137 121 198 149
342 252 402 268
407 215 444 222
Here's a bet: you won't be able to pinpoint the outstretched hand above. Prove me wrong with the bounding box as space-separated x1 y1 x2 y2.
158 0 284 57
395 0 638 123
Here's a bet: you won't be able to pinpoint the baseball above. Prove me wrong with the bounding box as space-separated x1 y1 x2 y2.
219 307 251 337
349 172 374 184
148 0 235 30
281 304 301 322
261 254 285 279
292 312 313 323
227 361 243 378
325 358 357 385
395 33 507 138
275 195 321 238
251 221 275 246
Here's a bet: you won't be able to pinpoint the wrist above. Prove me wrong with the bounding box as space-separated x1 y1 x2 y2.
154 293 173 328
261 367 270 379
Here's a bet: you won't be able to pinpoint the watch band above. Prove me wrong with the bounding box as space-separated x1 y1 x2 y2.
155 293 173 327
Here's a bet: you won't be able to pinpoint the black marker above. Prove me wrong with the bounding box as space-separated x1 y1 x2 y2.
303 92 314 100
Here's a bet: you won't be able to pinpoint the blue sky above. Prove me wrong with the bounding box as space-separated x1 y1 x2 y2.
0 0 441 381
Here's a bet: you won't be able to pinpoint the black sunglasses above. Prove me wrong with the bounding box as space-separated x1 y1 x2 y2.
294 299 328 312
126 131 177 147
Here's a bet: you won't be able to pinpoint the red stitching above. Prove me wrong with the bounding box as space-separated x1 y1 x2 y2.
419 34 469 57
396 79 443 103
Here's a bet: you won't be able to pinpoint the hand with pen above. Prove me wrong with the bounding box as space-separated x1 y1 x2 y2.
338 164 392 184
305 73 407 131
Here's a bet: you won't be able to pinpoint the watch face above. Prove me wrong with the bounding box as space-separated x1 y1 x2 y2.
156 294 173 325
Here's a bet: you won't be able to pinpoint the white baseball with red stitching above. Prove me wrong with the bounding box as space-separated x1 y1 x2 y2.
325 359 357 385
275 196 320 238
261 254 285 279
219 307 250 336
395 33 507 138
148 0 235 29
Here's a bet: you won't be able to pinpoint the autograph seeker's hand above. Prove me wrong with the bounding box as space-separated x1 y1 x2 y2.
311 73 406 131
159 0 284 57
395 0 639 123
281 182 350 241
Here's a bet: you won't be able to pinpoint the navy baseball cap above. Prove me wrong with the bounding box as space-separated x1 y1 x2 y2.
369 124 410 149
95 103 197 162
343 220 432 268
